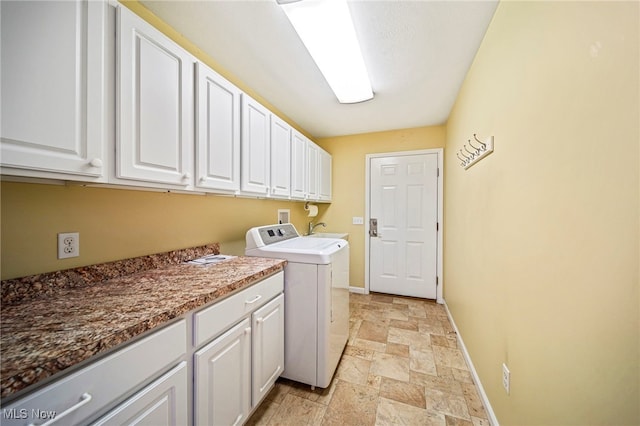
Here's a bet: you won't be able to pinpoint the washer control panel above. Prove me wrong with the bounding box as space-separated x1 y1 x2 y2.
253 224 300 246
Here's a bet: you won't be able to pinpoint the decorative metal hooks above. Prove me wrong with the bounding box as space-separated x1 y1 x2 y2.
458 134 494 170
473 134 486 148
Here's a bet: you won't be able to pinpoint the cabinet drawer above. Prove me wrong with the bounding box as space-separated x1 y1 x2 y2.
2 320 187 426
193 272 283 347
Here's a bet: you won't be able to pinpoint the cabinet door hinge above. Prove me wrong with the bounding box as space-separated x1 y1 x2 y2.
437 168 440 177
436 276 439 286
436 222 439 231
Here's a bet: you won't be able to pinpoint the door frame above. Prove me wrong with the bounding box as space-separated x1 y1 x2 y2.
364 148 444 304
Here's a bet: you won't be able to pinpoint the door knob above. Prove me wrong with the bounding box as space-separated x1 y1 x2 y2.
369 218 378 237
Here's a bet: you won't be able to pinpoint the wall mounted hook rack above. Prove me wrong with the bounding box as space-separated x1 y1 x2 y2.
458 134 494 170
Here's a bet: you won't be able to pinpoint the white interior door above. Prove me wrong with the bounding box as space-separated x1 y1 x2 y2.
369 153 439 299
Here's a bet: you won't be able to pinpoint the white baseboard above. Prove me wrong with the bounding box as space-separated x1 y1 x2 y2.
444 301 499 426
349 286 367 294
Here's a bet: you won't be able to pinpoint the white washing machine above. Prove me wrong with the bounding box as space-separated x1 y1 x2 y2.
245 223 349 389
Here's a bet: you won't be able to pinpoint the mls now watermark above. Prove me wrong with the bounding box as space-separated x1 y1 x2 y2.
2 408 57 421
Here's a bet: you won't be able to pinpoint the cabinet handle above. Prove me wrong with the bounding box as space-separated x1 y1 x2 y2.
89 158 102 168
199 177 206 183
256 318 264 324
28 392 92 426
245 294 262 305
182 173 191 181
244 327 251 335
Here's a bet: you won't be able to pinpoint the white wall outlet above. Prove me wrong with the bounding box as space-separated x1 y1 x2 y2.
502 363 510 395
58 232 79 259
352 217 364 225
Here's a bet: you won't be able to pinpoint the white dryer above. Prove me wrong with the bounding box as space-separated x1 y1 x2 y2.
245 224 349 389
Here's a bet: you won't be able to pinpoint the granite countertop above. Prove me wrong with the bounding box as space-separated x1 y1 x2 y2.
0 245 286 400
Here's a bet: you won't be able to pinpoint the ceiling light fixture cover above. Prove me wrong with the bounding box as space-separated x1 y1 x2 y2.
278 0 374 104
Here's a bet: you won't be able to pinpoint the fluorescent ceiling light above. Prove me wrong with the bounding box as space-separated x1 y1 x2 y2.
278 0 374 104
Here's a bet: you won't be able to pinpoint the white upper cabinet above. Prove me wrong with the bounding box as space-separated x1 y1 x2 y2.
0 0 108 181
290 131 308 200
318 147 332 202
195 62 241 193
270 116 292 199
241 95 271 195
116 6 194 189
306 141 320 201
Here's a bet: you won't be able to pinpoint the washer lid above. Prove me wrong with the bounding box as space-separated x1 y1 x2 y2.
246 237 348 265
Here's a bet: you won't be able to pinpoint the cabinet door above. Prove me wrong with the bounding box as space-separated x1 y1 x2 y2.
270 116 291 199
307 141 320 201
195 62 241 192
117 6 194 188
241 95 270 195
290 131 308 200
252 294 285 407
92 362 188 426
319 148 332 202
195 318 251 426
0 0 106 180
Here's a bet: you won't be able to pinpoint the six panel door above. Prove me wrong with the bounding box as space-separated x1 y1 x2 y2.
369 154 439 299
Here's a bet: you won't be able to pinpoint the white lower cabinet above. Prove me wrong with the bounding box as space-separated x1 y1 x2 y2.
92 361 188 426
194 319 251 426
252 294 285 405
193 272 284 425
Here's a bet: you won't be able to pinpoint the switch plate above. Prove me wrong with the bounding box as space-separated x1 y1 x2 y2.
58 232 79 259
352 217 364 225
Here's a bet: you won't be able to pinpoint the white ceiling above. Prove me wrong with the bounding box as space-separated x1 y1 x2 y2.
140 0 498 138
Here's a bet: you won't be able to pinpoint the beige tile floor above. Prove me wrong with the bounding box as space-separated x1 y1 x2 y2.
247 292 490 426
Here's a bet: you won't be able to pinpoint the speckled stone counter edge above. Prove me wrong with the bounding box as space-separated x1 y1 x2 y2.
0 248 287 399
0 244 220 306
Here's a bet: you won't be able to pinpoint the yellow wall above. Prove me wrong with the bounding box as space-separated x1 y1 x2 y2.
317 126 445 289
444 1 639 424
0 182 316 279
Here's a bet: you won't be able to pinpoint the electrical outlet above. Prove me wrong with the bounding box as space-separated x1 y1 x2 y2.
58 232 79 259
502 363 510 395
352 217 364 225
